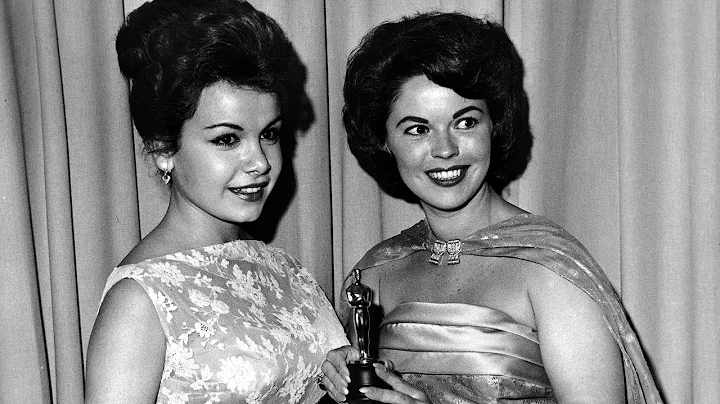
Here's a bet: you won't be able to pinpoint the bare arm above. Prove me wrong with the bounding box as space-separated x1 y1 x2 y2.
530 268 625 404
85 279 167 404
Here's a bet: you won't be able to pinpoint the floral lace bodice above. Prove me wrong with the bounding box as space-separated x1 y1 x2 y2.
101 240 348 404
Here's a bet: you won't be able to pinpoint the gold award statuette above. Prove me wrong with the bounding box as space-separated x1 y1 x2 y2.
345 269 388 403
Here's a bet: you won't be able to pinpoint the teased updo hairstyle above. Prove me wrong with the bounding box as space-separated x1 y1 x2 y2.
116 0 298 157
343 11 532 197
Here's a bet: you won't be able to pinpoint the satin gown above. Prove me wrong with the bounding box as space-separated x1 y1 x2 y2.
381 302 553 403
348 214 663 404
101 239 349 404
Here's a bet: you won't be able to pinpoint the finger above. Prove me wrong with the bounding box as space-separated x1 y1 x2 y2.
371 364 429 402
321 373 348 403
327 346 360 382
361 386 431 404
360 386 417 404
326 345 360 364
321 360 349 395
378 358 395 372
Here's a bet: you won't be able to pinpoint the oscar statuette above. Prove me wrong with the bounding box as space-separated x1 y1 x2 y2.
345 269 389 403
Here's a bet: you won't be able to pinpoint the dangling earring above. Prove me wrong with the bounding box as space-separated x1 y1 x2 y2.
162 169 172 185
382 143 393 156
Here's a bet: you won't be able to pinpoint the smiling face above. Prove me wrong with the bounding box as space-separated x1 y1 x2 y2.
385 75 493 214
158 81 283 229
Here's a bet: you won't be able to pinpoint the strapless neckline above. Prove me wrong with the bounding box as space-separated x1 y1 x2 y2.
382 302 537 337
379 301 548 384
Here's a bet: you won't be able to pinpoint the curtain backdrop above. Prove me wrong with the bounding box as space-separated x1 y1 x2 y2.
0 0 717 402
508 3 719 402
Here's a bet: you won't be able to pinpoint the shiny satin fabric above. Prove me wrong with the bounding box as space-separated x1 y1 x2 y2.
380 303 547 383
380 302 554 403
351 214 663 404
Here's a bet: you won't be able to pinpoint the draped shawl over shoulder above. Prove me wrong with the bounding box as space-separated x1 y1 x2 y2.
351 214 663 404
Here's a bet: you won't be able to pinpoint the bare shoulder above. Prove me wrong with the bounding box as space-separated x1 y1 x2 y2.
524 262 625 403
120 242 156 266
119 230 174 266
96 278 156 321
523 259 599 310
90 278 165 355
86 278 167 403
523 259 607 327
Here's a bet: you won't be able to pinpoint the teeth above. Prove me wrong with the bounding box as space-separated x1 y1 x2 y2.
233 187 261 194
428 169 462 180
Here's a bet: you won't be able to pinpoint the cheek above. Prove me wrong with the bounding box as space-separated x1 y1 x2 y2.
477 138 493 161
176 154 234 186
392 153 426 188
390 145 423 171
266 145 283 177
386 143 426 185
393 154 416 174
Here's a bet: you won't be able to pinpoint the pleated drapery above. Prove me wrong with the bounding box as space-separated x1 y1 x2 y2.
509 2 719 401
0 0 717 403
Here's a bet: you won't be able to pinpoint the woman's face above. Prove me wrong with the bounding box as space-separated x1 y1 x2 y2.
385 75 493 213
163 81 283 226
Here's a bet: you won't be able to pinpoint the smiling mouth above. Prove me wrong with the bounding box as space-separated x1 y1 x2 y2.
426 166 468 187
236 186 262 194
230 182 268 202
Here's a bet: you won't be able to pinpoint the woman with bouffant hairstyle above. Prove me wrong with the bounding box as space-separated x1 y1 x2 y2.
85 1 347 403
321 11 662 404
343 12 531 199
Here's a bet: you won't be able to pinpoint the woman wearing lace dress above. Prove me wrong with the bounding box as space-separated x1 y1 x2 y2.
320 11 662 404
84 1 347 403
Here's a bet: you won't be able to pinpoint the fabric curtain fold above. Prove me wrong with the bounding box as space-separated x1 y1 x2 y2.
0 0 717 402
0 2 52 402
34 0 84 400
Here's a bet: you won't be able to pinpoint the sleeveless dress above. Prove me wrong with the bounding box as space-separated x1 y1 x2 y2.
347 214 663 404
101 239 349 404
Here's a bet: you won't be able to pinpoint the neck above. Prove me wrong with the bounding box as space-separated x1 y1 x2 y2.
155 198 250 250
422 185 520 241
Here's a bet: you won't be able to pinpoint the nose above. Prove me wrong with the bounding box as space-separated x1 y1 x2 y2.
430 130 459 159
242 141 271 175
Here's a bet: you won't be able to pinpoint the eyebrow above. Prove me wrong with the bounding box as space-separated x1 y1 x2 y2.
395 116 428 128
262 116 283 130
205 122 244 131
452 106 483 119
395 106 484 128
204 116 282 131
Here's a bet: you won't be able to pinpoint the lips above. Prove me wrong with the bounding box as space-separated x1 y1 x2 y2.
426 165 468 187
229 180 269 202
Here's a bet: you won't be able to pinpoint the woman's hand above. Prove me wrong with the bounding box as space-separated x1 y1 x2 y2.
320 345 357 402
319 346 430 403
359 363 430 404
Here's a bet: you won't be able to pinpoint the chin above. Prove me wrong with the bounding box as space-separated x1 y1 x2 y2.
420 199 462 212
422 192 480 212
227 209 263 225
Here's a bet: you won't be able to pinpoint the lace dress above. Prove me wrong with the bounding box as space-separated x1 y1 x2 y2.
101 239 348 404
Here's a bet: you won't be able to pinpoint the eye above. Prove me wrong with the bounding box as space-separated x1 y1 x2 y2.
405 125 430 136
261 126 281 145
455 117 478 130
211 133 240 148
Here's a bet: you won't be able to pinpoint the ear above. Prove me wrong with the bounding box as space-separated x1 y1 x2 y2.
154 153 174 173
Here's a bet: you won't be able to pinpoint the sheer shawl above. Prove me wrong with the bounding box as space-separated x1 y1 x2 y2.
350 214 663 404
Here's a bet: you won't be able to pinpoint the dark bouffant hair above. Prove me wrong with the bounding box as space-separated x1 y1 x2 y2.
343 11 532 197
116 0 300 156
